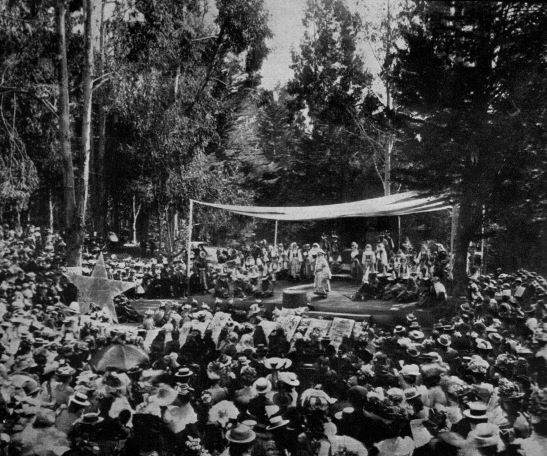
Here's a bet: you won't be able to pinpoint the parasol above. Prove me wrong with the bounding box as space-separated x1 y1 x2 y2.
89 344 149 372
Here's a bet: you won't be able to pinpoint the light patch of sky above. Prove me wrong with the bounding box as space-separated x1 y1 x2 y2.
259 0 392 104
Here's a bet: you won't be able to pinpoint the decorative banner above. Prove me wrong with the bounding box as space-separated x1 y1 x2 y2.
191 320 210 336
328 317 355 348
208 312 232 346
514 286 526 298
260 320 279 340
296 318 312 335
304 318 332 339
277 315 302 341
352 321 368 340
143 328 160 353
410 419 433 448
178 322 193 346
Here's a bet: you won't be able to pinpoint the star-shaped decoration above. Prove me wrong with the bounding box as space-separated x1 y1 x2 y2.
66 253 135 322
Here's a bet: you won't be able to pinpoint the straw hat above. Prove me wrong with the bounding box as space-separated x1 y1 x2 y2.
408 330 424 341
76 412 104 425
56 365 76 377
334 407 355 421
462 401 490 420
149 384 178 406
437 334 451 347
226 424 256 444
264 357 292 370
400 364 420 376
252 378 272 395
278 371 300 387
404 388 420 401
266 415 290 430
469 423 500 448
174 367 194 381
69 392 91 408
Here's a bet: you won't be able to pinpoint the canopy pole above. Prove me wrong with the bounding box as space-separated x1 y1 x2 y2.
450 205 459 258
274 220 278 247
480 204 486 273
397 216 401 249
186 199 194 298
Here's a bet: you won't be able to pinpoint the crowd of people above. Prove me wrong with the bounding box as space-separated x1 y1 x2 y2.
0 223 547 456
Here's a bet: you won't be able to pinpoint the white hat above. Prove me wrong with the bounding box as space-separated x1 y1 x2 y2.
376 436 415 456
400 364 420 376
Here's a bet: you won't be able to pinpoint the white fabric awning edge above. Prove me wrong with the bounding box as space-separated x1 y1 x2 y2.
194 191 452 222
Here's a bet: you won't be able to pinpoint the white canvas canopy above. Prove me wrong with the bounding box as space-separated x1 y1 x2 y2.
193 191 451 221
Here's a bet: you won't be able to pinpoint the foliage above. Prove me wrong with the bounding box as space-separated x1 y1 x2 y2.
285 0 383 204
104 0 271 241
391 1 547 273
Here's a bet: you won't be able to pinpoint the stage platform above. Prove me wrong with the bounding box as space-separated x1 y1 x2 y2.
129 279 432 328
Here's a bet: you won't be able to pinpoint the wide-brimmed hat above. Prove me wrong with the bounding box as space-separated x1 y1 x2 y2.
469 423 500 448
400 364 420 376
462 401 490 420
174 367 194 380
437 334 451 347
278 371 300 387
253 378 272 395
226 424 256 443
498 378 525 401
404 388 420 401
334 406 355 421
32 410 56 428
69 392 91 408
375 435 415 456
408 330 424 341
476 338 493 351
77 412 104 425
487 332 504 343
149 384 178 406
175 382 194 396
264 357 292 370
394 325 406 335
266 415 290 430
406 346 421 358
406 313 417 323
56 365 76 377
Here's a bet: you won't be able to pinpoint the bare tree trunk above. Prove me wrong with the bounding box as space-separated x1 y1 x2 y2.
78 0 95 232
95 0 106 238
49 190 54 232
55 0 79 266
132 194 141 245
453 193 475 296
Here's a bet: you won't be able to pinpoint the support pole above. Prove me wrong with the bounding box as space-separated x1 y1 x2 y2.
397 216 401 249
480 204 485 273
186 199 194 298
450 205 459 269
274 220 278 247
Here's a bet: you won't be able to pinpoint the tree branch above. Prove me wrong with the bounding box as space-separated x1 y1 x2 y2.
0 86 59 117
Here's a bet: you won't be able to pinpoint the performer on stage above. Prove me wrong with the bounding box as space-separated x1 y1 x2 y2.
314 249 331 296
287 242 302 280
349 242 362 280
361 244 376 283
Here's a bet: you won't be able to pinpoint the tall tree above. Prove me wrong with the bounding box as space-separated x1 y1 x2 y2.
287 0 383 205
392 1 547 292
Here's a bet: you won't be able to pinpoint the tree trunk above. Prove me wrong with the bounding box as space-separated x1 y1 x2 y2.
77 0 95 251
95 0 106 238
452 194 474 296
55 0 79 266
132 194 141 245
49 191 54 232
